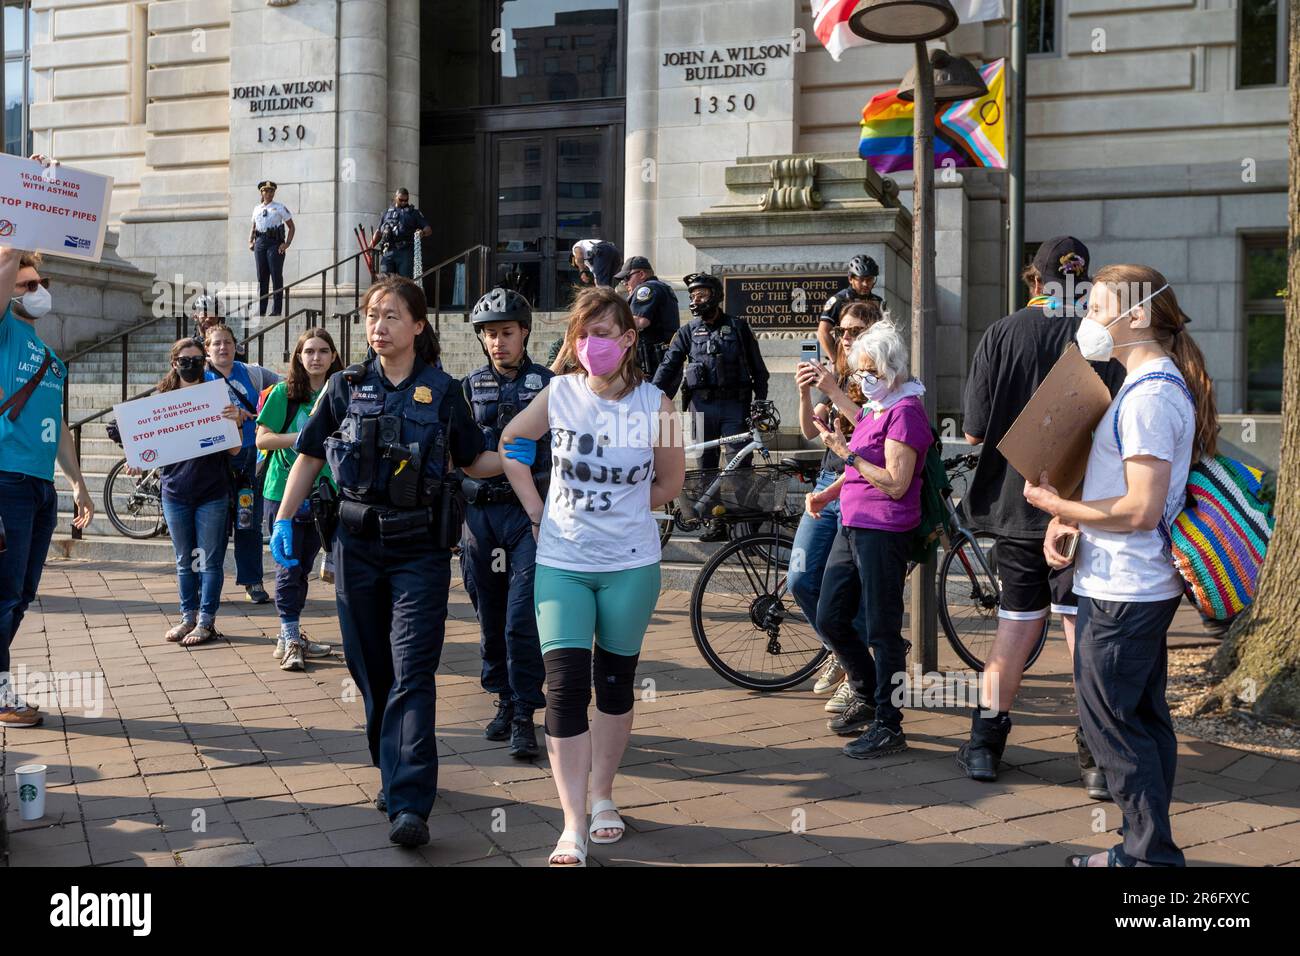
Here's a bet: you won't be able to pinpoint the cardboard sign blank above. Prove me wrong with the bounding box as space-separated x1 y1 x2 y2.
996 345 1113 500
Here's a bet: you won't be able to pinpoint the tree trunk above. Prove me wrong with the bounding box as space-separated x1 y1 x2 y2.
1203 2 1300 719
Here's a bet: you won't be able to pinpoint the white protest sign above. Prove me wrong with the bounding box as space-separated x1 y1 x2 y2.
114 380 241 470
0 154 113 261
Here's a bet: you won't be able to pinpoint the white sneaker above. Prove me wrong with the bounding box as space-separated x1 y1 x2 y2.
298 630 334 659
813 656 845 694
280 640 306 671
273 637 285 660
824 680 855 714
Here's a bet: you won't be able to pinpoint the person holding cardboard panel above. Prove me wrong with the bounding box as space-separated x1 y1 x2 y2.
0 231 94 728
155 339 244 648
955 237 1125 795
1023 265 1213 868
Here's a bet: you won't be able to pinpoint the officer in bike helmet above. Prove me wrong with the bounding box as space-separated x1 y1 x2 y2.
818 254 885 361
652 272 770 542
459 287 553 759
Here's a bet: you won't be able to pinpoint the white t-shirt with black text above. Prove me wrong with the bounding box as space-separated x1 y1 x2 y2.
1073 356 1194 603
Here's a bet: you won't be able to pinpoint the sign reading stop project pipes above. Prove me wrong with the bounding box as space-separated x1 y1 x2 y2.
113 381 241 470
0 154 112 261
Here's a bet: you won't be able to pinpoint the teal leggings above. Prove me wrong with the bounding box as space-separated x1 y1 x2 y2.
534 562 661 656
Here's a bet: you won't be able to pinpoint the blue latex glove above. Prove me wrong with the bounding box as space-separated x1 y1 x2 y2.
503 437 537 467
271 518 297 568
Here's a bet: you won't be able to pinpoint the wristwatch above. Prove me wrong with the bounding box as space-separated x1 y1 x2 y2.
844 452 859 469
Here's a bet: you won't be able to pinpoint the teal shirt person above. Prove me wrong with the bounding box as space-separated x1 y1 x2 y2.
0 303 67 481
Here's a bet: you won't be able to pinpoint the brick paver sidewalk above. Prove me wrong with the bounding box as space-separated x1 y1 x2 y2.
3 559 1299 867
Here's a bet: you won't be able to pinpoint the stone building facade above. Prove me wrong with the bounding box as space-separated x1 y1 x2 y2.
18 0 1291 439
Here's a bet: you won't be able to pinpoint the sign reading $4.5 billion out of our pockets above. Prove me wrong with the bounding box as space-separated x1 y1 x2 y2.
114 381 242 471
0 154 112 261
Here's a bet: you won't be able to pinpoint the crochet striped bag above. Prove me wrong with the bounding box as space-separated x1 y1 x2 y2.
1115 373 1274 622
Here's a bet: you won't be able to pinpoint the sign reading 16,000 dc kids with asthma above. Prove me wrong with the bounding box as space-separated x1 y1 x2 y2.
0 153 113 261
113 381 242 471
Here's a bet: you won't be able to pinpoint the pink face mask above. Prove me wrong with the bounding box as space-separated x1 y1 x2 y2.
577 333 628 377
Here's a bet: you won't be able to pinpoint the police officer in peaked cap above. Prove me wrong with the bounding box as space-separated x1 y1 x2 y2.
458 287 553 761
271 275 502 849
616 255 681 378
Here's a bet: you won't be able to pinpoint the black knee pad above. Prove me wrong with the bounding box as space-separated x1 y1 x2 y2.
593 646 640 716
543 648 592 738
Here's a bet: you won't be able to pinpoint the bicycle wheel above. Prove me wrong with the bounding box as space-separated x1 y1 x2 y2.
938 533 1048 672
104 459 166 539
690 529 829 690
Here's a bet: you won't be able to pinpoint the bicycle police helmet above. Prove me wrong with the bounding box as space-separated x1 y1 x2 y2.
471 287 533 331
847 255 879 279
684 272 723 317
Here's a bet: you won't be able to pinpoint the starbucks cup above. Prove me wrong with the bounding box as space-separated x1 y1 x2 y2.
15 764 47 820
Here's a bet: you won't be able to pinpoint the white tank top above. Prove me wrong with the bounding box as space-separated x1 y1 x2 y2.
537 374 663 572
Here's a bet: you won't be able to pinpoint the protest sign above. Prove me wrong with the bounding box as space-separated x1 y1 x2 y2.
113 380 241 470
997 345 1113 500
0 154 113 261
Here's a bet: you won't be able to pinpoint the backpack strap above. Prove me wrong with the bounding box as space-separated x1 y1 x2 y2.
1111 370 1196 548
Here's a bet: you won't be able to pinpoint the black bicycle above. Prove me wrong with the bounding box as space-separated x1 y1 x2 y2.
103 421 167 539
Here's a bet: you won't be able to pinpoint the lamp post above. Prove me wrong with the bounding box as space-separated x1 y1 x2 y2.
848 0 975 674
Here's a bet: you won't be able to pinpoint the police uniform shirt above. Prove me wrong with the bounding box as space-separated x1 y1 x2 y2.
296 358 485 470
462 360 553 455
380 204 429 243
629 278 681 347
652 311 769 401
252 201 293 234
820 287 884 326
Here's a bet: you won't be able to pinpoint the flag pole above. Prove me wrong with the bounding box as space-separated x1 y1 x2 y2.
1007 0 1027 312
910 39 939 674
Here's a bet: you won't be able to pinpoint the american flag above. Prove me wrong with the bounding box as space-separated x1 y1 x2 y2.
812 0 1005 61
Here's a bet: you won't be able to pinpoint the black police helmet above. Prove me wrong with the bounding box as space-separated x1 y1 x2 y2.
848 255 879 279
684 272 723 297
471 287 533 331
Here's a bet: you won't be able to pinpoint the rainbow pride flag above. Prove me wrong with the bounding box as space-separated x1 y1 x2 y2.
859 59 1007 175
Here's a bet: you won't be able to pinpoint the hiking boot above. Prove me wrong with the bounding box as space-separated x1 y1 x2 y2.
1076 728 1112 801
280 639 306 672
844 721 907 760
484 697 514 741
827 694 876 736
957 710 1010 782
509 714 539 760
813 656 845 694
824 680 855 714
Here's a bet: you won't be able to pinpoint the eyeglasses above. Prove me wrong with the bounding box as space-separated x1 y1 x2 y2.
18 278 50 293
834 326 865 341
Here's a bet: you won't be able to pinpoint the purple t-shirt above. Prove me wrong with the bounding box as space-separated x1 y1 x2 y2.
839 396 931 532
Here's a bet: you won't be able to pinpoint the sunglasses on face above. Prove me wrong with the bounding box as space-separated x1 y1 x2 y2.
834 326 865 341
17 278 50 293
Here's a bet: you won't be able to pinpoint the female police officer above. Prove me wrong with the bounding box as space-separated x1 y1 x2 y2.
271 275 500 849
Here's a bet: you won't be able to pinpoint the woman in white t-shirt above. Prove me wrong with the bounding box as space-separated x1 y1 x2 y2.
1024 264 1216 868
501 286 685 866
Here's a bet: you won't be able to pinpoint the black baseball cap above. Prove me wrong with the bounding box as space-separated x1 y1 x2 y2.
1031 236 1091 286
614 256 652 281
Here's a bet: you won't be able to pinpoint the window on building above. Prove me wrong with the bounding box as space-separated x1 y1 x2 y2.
1239 0 1289 87
578 55 594 72
546 36 565 49
1027 0 1057 56
1244 236 1288 413
3 0 32 156
544 58 560 75
498 0 622 106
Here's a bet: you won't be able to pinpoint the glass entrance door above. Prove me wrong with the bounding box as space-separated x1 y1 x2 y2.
493 126 617 310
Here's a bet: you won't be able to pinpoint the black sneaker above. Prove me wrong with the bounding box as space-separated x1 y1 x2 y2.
698 521 728 543
509 714 539 760
956 741 1000 782
1075 728 1112 801
826 694 876 736
388 811 429 848
957 710 1009 782
484 697 514 741
375 790 387 814
843 721 907 760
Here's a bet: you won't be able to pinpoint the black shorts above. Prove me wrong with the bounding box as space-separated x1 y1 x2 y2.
994 536 1077 618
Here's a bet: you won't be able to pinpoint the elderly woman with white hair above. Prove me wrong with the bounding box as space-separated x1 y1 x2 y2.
807 321 931 759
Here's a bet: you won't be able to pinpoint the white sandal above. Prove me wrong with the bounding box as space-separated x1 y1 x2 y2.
548 829 587 867
588 799 625 845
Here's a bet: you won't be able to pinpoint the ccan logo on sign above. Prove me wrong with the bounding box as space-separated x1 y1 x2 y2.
64 235 92 250
199 434 227 449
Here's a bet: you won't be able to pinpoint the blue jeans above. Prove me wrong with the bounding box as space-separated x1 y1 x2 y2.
0 471 58 676
789 470 866 651
232 446 265 588
163 496 229 627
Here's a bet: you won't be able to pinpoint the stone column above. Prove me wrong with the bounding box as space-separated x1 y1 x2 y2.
337 0 389 270
386 0 420 203
623 0 660 267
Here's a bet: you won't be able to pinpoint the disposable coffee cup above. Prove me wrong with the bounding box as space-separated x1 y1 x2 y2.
15 764 47 820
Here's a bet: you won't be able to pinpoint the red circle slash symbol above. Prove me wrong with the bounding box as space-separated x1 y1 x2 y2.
141 449 157 463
